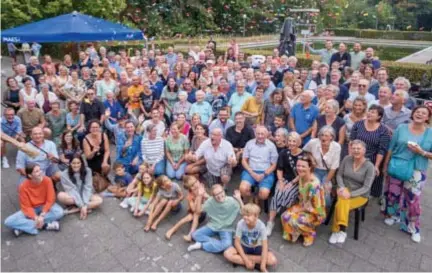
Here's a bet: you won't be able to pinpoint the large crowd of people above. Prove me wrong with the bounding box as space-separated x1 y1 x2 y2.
2 38 432 272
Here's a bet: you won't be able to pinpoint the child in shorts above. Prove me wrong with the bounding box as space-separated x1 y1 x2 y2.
118 163 148 208
109 162 133 201
126 171 157 217
165 175 209 241
144 175 184 232
223 203 277 272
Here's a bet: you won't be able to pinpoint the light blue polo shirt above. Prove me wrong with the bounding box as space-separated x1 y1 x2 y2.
290 103 319 144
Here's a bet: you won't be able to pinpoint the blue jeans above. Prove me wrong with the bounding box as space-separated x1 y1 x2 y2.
192 226 233 253
314 168 332 207
166 161 186 180
4 204 64 235
153 160 165 177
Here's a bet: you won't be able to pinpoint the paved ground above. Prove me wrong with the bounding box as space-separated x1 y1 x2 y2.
2 56 432 272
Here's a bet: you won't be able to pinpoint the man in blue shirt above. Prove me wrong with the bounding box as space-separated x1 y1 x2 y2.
1 108 25 168
16 127 61 184
368 68 394 99
289 90 319 145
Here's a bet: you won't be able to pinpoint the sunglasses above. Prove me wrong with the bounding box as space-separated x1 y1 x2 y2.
358 84 367 87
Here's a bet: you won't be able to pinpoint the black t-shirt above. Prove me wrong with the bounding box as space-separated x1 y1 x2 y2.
225 125 255 149
277 149 304 181
80 99 105 124
140 92 154 113
315 115 345 142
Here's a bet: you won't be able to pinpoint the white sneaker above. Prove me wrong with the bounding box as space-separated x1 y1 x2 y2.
337 231 347 244
329 232 341 244
2 157 10 169
13 229 22 237
384 216 400 226
119 199 128 209
411 233 421 243
266 221 274 237
45 221 60 231
407 222 417 234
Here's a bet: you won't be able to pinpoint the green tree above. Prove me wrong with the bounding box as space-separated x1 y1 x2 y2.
1 0 127 30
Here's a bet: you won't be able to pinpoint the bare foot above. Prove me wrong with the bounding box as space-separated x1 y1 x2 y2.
143 225 151 232
151 223 157 231
165 230 173 240
183 234 192 242
64 207 80 215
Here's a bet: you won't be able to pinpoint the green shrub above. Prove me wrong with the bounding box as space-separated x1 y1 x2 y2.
328 28 432 41
243 48 432 83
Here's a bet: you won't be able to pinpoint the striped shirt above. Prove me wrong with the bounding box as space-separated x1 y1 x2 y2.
141 136 165 165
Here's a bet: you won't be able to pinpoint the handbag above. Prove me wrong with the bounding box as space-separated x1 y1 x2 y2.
388 128 430 181
92 172 110 193
320 151 337 196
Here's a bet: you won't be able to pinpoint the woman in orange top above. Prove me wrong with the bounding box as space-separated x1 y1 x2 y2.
4 163 64 237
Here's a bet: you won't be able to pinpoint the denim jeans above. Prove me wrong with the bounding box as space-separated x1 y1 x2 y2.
153 160 166 177
166 161 187 180
4 204 64 235
314 168 332 207
192 225 233 253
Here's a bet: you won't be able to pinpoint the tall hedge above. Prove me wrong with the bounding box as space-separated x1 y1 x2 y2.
327 28 432 42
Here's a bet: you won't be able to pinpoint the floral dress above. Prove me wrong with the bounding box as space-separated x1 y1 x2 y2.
281 176 326 245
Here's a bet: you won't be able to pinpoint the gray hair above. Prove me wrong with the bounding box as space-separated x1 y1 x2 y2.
318 125 336 139
350 139 366 149
275 128 289 138
327 84 340 97
326 99 340 114
395 89 410 101
393 77 411 91
39 83 49 90
287 131 302 146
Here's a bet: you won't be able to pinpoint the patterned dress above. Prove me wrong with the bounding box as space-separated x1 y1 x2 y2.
281 176 326 245
350 120 390 197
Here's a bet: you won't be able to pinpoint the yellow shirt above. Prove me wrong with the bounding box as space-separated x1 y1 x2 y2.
138 181 157 200
241 97 263 124
127 85 144 110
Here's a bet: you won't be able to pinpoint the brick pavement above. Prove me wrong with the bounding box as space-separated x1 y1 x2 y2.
1 144 432 272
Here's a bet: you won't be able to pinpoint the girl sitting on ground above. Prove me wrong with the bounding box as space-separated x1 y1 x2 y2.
126 171 157 217
144 175 184 232
165 175 209 241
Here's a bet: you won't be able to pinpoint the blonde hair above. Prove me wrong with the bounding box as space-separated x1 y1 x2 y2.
155 175 171 188
183 175 199 190
242 203 261 217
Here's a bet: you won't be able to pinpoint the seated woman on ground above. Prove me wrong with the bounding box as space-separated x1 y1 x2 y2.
125 170 158 217
185 123 208 177
4 163 64 236
57 155 103 219
224 203 277 272
281 152 326 247
165 175 209 241
144 175 184 232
